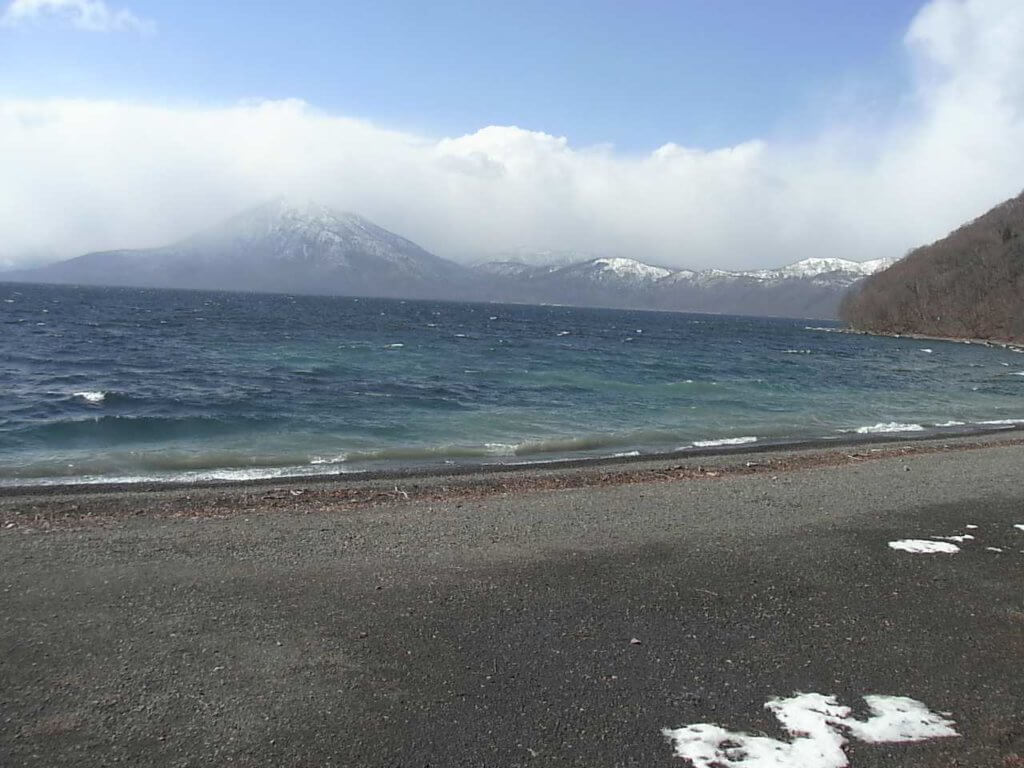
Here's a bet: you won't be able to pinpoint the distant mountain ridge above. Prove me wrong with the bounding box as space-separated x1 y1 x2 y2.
2 200 892 319
841 190 1024 341
474 255 894 317
3 199 465 299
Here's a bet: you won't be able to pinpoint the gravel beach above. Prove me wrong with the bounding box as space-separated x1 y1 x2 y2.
2 432 1023 767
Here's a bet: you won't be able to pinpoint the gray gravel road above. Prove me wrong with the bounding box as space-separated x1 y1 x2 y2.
2 438 1023 767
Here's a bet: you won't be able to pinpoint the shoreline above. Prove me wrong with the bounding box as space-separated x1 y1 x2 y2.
2 422 1023 497
830 325 1024 352
3 427 1023 523
3 418 1023 765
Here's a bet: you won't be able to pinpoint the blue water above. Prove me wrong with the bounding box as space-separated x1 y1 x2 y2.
2 282 1022 485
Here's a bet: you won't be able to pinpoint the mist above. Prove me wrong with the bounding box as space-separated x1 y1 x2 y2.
2 0 1023 271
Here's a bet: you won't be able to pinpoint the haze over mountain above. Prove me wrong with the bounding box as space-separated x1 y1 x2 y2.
3 200 892 319
3 200 467 299
841 190 1024 342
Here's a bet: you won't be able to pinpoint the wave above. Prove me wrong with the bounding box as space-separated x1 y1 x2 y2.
12 413 279 444
935 420 966 427
975 418 1024 425
73 391 106 404
852 422 925 434
691 436 758 448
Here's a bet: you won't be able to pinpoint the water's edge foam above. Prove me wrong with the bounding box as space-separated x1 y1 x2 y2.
2 422 1020 492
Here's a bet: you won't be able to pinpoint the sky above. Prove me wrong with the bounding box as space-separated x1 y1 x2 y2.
1 0 1023 269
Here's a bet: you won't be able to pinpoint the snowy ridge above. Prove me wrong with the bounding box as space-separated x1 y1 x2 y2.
475 253 895 287
590 257 671 281
191 197 451 277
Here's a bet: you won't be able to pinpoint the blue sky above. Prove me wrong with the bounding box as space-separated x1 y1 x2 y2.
1 0 1023 269
1 0 924 150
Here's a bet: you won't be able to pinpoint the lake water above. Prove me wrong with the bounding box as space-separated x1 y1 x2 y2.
2 282 1022 485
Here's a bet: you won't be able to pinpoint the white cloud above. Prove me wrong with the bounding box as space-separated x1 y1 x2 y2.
1 0 1023 270
0 0 154 34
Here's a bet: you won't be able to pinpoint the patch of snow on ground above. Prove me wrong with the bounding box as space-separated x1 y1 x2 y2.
930 535 974 543
985 547 1004 553
966 524 979 529
1014 524 1024 532
844 696 959 743
889 540 959 554
663 693 957 768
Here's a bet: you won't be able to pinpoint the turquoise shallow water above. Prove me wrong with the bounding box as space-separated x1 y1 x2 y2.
1 282 1022 485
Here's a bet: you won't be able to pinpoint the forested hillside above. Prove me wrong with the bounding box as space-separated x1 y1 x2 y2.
840 191 1024 341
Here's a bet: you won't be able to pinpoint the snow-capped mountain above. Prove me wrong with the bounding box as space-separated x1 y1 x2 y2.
2 201 896 319
550 257 672 287
470 253 895 318
727 257 896 283
4 199 465 298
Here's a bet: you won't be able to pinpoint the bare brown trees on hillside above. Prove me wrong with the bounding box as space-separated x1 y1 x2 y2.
840 191 1024 342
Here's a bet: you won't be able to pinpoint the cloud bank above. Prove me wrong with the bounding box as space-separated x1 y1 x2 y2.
2 0 1023 270
0 0 154 34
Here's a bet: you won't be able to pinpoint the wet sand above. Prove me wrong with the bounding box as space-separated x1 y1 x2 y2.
2 432 1023 766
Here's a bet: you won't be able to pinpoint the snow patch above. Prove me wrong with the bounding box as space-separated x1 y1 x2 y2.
591 257 671 281
889 539 959 554
985 547 1004 553
663 692 957 768
930 535 974 543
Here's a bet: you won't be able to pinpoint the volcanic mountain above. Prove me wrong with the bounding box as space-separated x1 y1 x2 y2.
3 199 466 299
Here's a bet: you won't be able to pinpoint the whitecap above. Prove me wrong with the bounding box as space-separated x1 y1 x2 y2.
692 436 757 448
483 443 518 455
935 420 966 427
976 418 1024 425
556 330 571 336
889 539 959 554
384 343 404 349
853 422 925 434
310 454 347 465
920 348 933 353
73 391 106 404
